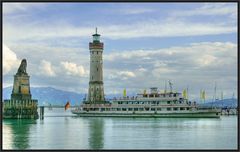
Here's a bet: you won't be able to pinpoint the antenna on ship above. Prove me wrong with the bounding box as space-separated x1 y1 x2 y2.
214 82 217 101
168 80 173 93
164 80 167 93
232 92 235 99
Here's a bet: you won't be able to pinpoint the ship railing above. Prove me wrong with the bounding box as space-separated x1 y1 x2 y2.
109 96 180 101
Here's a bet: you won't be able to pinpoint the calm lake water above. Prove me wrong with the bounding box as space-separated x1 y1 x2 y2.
2 108 238 150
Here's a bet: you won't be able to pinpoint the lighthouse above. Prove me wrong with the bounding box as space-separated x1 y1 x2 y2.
87 28 105 104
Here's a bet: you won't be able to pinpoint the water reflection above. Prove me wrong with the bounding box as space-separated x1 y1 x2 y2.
88 118 104 149
3 119 36 150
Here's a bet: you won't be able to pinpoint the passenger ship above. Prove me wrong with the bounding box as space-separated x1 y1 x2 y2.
71 87 220 118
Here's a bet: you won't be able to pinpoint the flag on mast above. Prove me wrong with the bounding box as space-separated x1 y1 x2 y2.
143 89 147 95
202 90 206 102
183 89 187 99
65 101 70 111
123 88 127 97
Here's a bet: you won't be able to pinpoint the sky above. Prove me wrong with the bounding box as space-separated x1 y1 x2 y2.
2 2 238 101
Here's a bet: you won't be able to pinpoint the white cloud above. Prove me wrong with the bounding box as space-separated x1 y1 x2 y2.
108 70 136 80
119 71 136 78
61 61 85 77
39 60 56 77
138 67 147 72
170 3 237 18
3 3 45 14
197 54 217 66
3 44 20 75
118 7 154 15
152 67 177 75
3 18 237 42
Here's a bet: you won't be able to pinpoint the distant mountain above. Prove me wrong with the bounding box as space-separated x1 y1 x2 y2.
198 98 238 108
2 86 85 106
2 86 125 106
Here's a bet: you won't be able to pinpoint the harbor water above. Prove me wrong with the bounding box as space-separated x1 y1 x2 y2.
2 108 238 150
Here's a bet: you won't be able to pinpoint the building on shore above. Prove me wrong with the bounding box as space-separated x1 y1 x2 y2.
3 59 39 119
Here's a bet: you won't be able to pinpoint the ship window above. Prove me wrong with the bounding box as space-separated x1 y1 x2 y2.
186 107 189 110
97 68 98 71
157 108 161 111
157 102 159 104
128 108 133 111
180 107 185 110
122 108 127 111
139 108 144 111
174 94 176 97
97 51 98 54
167 101 171 104
151 108 155 111
173 107 178 111
134 108 138 111
167 108 171 111
117 108 121 111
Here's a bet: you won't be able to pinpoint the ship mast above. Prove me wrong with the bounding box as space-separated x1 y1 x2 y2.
214 82 217 101
168 80 173 93
164 80 167 93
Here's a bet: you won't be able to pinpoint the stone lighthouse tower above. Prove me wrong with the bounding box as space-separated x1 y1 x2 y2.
87 28 105 104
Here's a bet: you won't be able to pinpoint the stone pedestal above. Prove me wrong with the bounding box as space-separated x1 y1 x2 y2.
3 59 39 119
11 74 32 100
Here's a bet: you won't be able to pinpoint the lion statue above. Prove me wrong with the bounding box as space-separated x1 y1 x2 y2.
17 59 27 75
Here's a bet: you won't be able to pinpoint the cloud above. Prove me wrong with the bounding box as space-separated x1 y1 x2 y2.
171 3 237 17
3 16 237 42
3 44 20 75
103 41 237 98
61 61 86 77
107 70 136 80
3 3 46 14
39 60 56 77
119 71 136 78
118 7 154 15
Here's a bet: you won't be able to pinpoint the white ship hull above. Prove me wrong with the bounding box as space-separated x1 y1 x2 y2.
71 109 220 118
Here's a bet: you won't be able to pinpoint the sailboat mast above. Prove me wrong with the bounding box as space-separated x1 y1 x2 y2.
214 82 217 102
164 80 167 93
